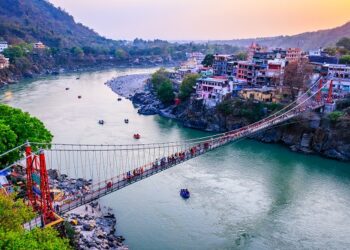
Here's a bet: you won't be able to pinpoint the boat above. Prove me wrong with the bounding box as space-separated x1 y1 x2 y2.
98 120 105 125
78 95 82 99
117 97 122 101
124 119 129 124
133 134 140 139
76 77 80 80
180 189 190 199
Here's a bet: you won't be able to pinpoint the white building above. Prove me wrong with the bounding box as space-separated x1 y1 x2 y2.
266 58 286 78
196 77 232 107
323 64 350 93
309 48 322 56
0 41 8 53
33 41 46 49
0 54 10 69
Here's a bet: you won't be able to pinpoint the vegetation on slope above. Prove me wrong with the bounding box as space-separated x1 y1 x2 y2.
0 104 53 167
0 193 71 250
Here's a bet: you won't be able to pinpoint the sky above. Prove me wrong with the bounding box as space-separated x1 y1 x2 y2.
49 0 350 41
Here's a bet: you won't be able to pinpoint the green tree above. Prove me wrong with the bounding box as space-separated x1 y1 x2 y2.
0 193 35 232
0 122 17 168
336 37 350 51
201 54 214 67
328 111 343 122
3 46 25 62
236 52 248 60
157 80 175 104
0 193 71 249
70 46 84 58
114 48 129 60
151 68 170 90
179 74 199 101
0 104 53 167
339 55 350 64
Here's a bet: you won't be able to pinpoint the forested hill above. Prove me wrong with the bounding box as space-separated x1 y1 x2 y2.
0 0 117 48
211 21 350 50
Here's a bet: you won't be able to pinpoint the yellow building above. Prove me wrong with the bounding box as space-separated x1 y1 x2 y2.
239 87 278 103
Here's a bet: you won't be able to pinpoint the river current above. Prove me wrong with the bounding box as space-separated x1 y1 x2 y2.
1 68 349 250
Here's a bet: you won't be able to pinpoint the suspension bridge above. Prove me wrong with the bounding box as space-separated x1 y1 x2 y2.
0 76 334 229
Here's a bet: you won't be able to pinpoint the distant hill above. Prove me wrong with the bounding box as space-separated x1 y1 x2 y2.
210 21 350 50
0 0 117 48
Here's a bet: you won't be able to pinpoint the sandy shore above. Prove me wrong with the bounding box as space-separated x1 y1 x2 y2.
105 74 150 98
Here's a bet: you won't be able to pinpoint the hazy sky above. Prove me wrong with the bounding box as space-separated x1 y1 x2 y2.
49 0 350 41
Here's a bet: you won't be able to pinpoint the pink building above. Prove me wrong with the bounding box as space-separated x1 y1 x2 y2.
196 77 231 106
286 48 302 62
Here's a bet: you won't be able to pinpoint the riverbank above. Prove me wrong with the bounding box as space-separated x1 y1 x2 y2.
48 170 128 250
0 61 176 88
106 73 350 162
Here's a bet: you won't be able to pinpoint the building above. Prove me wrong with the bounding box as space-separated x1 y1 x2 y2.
0 54 9 69
33 42 46 49
0 41 8 53
239 87 278 102
322 64 350 93
266 58 286 78
247 42 265 61
308 48 338 65
186 52 205 63
236 61 259 85
196 77 232 106
286 48 302 62
252 51 281 69
212 54 234 76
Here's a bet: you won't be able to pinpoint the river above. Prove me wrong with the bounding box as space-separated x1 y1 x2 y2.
1 68 350 250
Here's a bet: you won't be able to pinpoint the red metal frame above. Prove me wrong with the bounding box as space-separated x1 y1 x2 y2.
25 146 55 225
25 144 37 208
39 150 55 224
316 78 323 103
327 80 333 104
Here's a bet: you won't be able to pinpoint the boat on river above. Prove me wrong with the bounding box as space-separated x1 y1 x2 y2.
180 189 190 199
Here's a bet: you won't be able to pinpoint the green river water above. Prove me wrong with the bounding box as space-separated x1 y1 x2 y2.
0 68 349 250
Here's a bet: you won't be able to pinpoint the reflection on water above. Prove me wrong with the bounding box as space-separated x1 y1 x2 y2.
1 68 350 250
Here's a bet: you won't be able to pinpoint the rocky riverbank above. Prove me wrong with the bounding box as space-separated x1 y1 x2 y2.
47 170 128 250
106 74 350 161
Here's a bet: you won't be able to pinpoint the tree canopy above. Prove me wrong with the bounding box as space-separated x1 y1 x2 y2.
201 54 214 67
339 55 350 64
179 74 199 101
0 104 53 168
156 79 175 105
283 60 313 101
336 37 350 51
0 193 71 250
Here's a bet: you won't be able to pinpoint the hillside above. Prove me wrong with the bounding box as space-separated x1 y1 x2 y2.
0 0 117 49
211 21 350 50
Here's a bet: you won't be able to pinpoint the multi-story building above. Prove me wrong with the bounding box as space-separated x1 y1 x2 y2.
322 64 350 93
236 61 259 85
247 42 265 61
253 52 276 68
0 54 10 69
0 41 8 53
286 48 302 62
308 49 338 65
212 54 234 76
195 77 232 106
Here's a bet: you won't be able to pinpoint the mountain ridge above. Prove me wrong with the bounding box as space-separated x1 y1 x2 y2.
210 21 350 50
